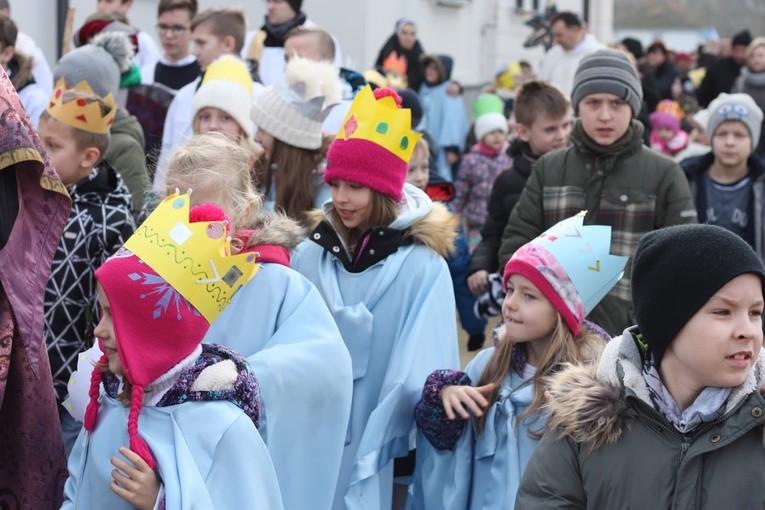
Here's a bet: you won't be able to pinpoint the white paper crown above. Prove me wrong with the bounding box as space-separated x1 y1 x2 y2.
530 212 628 314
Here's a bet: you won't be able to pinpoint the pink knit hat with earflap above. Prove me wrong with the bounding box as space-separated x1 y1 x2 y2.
84 203 233 469
324 86 422 201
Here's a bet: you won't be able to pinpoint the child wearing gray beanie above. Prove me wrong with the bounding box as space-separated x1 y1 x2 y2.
679 93 765 256
496 48 696 336
515 222 765 510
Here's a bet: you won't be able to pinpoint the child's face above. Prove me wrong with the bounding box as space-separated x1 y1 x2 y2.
577 93 632 146
481 129 506 151
39 117 98 186
192 24 232 71
749 45 765 73
656 126 676 142
517 112 571 156
157 8 193 61
660 273 763 397
406 147 429 191
712 120 752 168
502 273 558 351
330 180 372 229
195 107 242 141
94 284 123 376
97 0 131 15
424 62 441 85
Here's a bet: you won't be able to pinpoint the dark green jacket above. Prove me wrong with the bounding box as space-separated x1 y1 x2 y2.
104 107 149 217
497 120 697 335
515 331 765 510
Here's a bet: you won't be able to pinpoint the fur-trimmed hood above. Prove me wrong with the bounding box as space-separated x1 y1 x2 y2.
245 212 306 251
306 183 459 258
543 329 765 451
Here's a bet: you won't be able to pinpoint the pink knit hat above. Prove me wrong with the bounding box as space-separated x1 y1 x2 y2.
85 204 230 468
503 243 585 336
324 86 421 201
649 111 681 133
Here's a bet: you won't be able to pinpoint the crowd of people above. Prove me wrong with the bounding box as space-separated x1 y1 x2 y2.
3 1 765 509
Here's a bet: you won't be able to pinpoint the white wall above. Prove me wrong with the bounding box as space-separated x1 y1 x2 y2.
16 0 611 87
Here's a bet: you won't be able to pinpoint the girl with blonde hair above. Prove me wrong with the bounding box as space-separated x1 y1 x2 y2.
410 213 627 510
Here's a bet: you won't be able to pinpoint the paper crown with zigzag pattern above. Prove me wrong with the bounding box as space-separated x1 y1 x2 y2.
123 193 259 323
528 212 628 315
47 78 116 134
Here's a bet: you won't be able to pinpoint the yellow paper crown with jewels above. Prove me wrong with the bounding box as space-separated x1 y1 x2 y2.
335 85 422 162
123 193 260 323
46 78 117 134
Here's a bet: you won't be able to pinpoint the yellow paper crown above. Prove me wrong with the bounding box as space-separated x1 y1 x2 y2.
200 55 253 95
123 193 259 323
336 85 422 162
47 78 117 134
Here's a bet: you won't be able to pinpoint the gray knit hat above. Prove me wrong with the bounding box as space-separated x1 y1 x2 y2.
570 48 643 116
250 56 340 150
54 32 133 98
707 92 763 150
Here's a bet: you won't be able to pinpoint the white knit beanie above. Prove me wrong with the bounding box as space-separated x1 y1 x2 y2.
474 112 508 142
191 55 254 138
250 56 341 150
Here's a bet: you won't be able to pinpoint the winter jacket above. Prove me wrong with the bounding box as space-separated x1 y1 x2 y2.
410 323 607 510
467 139 534 276
696 56 743 107
733 68 765 157
515 331 765 510
105 107 149 214
8 52 47 128
498 120 697 335
292 184 460 510
63 343 284 509
452 145 512 229
44 162 135 401
680 151 765 261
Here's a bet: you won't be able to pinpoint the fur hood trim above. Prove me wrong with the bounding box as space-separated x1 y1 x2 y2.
304 200 458 257
544 331 765 451
407 201 458 257
246 212 306 250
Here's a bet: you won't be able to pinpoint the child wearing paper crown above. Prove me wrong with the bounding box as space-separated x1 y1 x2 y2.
160 132 354 510
291 85 461 510
39 80 135 455
62 195 284 509
516 223 765 509
409 213 625 510
250 55 341 223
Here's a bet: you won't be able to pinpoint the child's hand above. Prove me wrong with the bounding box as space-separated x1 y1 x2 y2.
467 270 490 295
441 383 496 420
110 447 161 510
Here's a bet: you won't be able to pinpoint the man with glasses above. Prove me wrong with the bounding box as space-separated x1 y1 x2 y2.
141 0 200 91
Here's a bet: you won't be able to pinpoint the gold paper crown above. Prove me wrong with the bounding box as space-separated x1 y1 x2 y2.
123 193 259 323
47 78 117 134
336 85 422 162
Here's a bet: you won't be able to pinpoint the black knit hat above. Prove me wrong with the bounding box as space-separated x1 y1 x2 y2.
631 224 765 365
570 48 643 116
288 0 303 13
732 29 753 48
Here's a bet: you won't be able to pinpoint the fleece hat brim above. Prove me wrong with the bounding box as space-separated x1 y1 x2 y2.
474 112 508 142
192 81 253 137
631 224 765 365
570 48 643 116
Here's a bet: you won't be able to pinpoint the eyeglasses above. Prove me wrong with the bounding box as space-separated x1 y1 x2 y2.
156 24 190 36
